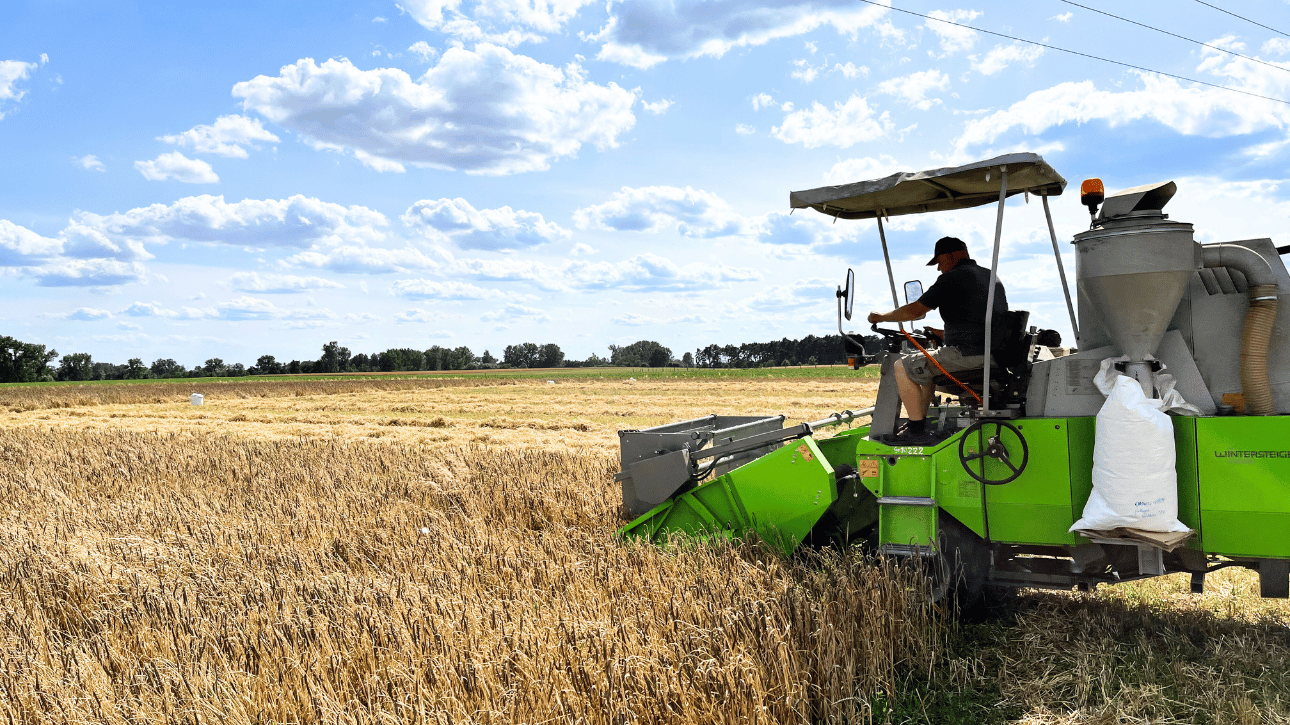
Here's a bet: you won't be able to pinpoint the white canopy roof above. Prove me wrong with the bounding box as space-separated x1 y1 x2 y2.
789 152 1066 221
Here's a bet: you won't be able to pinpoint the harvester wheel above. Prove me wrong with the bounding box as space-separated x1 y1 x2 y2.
958 421 1028 485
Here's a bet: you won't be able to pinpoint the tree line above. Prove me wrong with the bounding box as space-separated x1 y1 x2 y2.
0 333 885 383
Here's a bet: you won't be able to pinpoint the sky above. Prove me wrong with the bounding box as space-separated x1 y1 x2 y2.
4 0 1290 367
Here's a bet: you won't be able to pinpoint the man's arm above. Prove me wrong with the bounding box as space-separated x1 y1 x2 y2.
868 301 931 324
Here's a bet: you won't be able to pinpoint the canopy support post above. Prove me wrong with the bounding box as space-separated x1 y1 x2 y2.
983 166 1008 414
877 214 903 331
1042 193 1080 346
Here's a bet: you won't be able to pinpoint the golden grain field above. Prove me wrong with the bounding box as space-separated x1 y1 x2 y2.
2 374 1289 724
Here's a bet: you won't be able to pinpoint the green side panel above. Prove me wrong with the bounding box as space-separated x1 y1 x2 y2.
878 455 937 548
1067 416 1096 528
617 437 837 556
815 426 867 470
1173 417 1202 549
1196 416 1290 558
981 419 1080 545
932 450 985 538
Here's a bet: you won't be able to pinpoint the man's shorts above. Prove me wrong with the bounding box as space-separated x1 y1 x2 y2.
900 346 986 386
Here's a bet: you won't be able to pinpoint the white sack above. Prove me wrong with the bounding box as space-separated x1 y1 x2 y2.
1070 356 1191 534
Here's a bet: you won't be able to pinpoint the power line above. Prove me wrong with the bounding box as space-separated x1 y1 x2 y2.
1191 0 1290 39
853 0 1290 106
1058 0 1290 75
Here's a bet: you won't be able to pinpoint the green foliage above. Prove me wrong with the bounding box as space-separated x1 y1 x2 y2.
609 340 671 367
150 359 185 378
0 336 58 383
503 342 540 368
56 353 95 382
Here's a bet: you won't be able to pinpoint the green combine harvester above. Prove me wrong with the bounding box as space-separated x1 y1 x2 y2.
617 153 1290 601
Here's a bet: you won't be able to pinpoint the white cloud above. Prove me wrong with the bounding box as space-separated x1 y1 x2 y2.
134 152 220 184
925 9 981 56
642 98 673 114
735 124 756 135
569 242 598 255
591 1 892 66
60 224 151 261
373 16 387 22
204 296 279 321
955 51 1290 153
481 303 549 322
970 43 1044 76
401 197 569 251
452 251 761 292
391 279 497 300
1263 38 1290 56
159 115 280 158
229 272 344 293
877 69 949 110
573 186 746 237
0 220 62 265
76 195 388 248
288 245 443 274
771 94 892 148
791 58 823 83
404 0 595 39
34 259 146 287
122 301 178 318
834 62 868 79
61 307 113 321
233 46 637 175
740 278 837 312
0 60 36 119
612 312 704 326
409 41 439 62
1052 12 1072 22
751 92 776 110
393 308 443 323
823 154 905 184
73 154 105 172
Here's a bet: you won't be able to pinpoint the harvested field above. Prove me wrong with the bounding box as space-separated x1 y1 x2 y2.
0 370 1288 723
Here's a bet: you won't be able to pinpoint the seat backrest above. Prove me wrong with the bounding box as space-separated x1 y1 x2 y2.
992 310 1031 369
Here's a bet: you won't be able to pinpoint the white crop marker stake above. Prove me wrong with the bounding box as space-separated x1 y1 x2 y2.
191 393 204 406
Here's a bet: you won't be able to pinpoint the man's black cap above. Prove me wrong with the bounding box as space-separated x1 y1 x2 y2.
927 236 968 266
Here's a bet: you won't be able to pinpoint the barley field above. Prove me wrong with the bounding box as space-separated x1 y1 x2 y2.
0 371 1288 724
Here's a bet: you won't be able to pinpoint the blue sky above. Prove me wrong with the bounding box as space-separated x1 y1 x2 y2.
4 0 1290 366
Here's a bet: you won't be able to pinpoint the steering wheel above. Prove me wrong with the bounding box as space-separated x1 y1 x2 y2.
958 420 1028 485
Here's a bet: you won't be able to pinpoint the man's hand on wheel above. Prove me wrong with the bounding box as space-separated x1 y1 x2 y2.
867 311 885 324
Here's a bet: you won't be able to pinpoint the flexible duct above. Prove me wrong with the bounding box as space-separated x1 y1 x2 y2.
1201 244 1280 415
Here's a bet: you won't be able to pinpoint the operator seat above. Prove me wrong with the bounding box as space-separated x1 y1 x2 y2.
931 310 1036 411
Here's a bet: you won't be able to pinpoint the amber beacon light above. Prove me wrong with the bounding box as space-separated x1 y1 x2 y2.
1080 178 1105 227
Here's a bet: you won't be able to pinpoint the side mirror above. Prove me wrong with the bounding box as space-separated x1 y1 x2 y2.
903 279 923 304
837 268 855 321
903 279 926 320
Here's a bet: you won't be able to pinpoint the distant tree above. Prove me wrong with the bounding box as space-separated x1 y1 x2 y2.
228 363 247 377
203 358 226 377
287 360 302 375
681 352 693 368
537 343 564 368
0 336 59 383
503 343 540 368
480 349 497 366
149 358 184 378
350 353 371 372
378 348 424 372
609 341 672 367
807 356 818 366
56 353 94 381
125 358 148 379
252 355 283 375
318 341 351 373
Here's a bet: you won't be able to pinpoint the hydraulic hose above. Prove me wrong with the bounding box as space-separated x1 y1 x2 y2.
1201 244 1280 416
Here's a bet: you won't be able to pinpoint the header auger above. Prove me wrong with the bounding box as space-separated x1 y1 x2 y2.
618 153 1290 604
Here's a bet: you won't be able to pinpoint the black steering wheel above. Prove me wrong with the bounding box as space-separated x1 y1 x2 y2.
958 420 1028 485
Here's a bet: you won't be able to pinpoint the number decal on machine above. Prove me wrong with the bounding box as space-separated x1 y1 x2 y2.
891 446 924 455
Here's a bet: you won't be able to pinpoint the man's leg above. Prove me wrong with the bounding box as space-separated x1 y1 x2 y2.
893 358 933 422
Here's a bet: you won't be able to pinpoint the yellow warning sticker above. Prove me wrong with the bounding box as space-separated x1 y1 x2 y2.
857 459 880 478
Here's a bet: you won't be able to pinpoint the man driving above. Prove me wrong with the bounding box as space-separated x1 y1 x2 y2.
867 236 1008 439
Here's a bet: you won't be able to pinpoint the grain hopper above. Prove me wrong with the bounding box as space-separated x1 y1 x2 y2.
618 152 1290 600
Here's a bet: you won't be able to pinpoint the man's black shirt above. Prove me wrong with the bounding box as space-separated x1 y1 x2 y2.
916 258 1008 356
